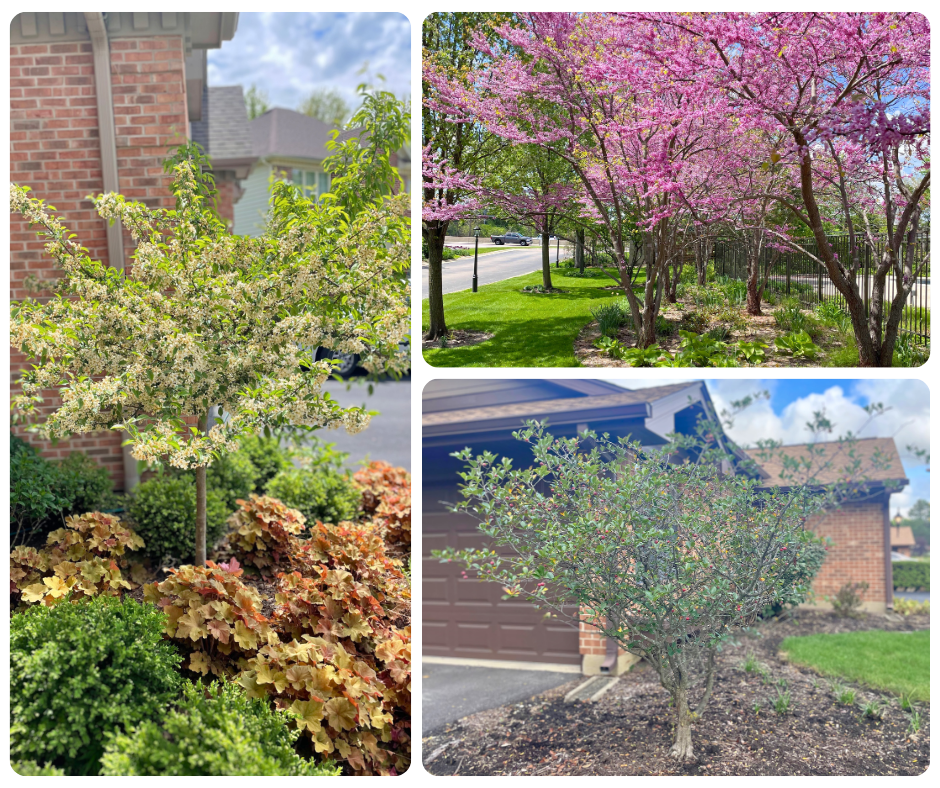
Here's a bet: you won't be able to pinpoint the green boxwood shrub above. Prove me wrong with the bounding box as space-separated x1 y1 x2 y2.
892 561 929 591
100 680 340 776
57 451 121 516
128 475 228 564
265 466 360 525
237 435 293 490
10 438 119 546
10 437 72 545
10 596 181 775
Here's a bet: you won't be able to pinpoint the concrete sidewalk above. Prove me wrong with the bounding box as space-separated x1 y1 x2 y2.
422 660 577 736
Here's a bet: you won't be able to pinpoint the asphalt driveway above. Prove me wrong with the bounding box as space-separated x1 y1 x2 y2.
312 379 411 470
420 245 573 298
422 662 575 737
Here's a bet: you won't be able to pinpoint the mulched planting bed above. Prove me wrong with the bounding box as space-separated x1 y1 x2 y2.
423 609 929 776
575 301 848 368
421 329 494 351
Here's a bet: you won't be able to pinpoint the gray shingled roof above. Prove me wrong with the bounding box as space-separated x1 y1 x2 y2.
190 85 254 164
249 108 355 162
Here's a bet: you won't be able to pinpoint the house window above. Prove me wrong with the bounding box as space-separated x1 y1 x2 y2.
289 169 331 199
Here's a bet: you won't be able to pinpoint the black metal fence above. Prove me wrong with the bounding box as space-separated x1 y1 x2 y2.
714 233 930 346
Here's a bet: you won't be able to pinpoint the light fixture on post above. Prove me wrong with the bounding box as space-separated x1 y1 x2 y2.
556 234 560 267
472 226 481 293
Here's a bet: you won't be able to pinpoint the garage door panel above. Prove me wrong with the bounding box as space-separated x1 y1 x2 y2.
422 510 580 665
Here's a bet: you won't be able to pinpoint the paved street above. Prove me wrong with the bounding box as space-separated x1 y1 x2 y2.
421 244 573 298
310 379 411 470
422 662 575 736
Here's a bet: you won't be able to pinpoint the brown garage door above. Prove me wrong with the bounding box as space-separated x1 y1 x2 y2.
423 510 581 665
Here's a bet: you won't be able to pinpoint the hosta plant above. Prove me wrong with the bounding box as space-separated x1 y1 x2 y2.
737 340 770 365
10 512 145 608
228 495 307 570
354 461 412 545
143 559 277 677
775 330 819 359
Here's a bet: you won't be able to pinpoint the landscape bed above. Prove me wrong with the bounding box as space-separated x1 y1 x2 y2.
423 610 929 776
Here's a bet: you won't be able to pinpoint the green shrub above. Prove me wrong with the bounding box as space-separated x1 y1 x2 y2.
10 438 73 545
10 440 119 546
591 300 629 337
100 680 340 776
128 475 229 564
57 451 120 516
291 436 349 470
238 435 293 489
10 596 181 775
892 561 929 591
12 761 67 776
206 451 260 511
265 466 360 525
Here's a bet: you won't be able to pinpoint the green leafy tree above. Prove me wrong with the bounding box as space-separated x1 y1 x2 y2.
437 414 895 761
10 110 409 564
298 86 351 126
903 498 930 547
244 84 270 120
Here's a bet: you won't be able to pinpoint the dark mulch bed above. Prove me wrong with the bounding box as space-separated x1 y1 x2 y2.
421 329 494 350
423 610 929 776
575 300 848 368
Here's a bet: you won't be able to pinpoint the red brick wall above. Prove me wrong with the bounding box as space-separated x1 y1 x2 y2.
10 34 188 489
578 499 890 658
807 500 888 605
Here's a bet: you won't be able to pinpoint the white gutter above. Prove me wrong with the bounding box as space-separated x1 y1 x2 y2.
84 12 139 491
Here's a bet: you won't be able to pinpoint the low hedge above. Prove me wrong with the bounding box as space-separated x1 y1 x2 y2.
892 561 929 591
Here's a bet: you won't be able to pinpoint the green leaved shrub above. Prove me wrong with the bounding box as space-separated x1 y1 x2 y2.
100 679 340 776
128 475 228 564
12 761 67 776
10 595 181 775
265 466 360 525
237 434 294 490
892 561 929 591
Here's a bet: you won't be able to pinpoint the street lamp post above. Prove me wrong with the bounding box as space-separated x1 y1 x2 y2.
472 226 481 293
555 234 560 267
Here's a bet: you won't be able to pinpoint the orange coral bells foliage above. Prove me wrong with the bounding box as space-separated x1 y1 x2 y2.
10 512 145 608
228 495 307 570
292 520 411 612
142 558 277 677
354 461 411 545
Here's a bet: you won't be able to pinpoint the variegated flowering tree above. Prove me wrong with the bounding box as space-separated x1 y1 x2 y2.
436 409 897 761
10 100 409 565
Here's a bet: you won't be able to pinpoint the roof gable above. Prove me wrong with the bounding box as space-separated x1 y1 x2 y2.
249 108 355 162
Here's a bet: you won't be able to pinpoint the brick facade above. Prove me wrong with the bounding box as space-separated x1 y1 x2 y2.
10 33 188 489
578 498 892 665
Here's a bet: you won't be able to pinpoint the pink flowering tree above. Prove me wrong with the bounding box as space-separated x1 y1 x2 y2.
422 12 513 340
637 11 930 365
426 13 742 347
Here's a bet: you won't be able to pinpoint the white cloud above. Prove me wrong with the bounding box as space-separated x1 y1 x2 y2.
208 12 411 113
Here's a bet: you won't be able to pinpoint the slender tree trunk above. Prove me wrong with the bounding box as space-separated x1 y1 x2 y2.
746 252 762 316
541 231 553 289
670 684 695 762
425 223 448 340
194 413 208 566
576 229 585 273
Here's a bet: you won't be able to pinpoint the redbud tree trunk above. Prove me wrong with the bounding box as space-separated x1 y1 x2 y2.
541 232 553 289
425 222 449 341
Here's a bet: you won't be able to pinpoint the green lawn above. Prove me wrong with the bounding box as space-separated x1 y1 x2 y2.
423 267 633 367
781 629 929 701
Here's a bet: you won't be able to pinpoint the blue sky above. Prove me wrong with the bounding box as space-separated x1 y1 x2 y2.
207 13 411 115
617 378 930 515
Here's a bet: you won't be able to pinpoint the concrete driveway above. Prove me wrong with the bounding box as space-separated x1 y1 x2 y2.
422 661 576 737
310 379 411 470
420 245 574 298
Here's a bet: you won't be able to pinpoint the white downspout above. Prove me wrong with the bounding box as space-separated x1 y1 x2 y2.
85 12 139 491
